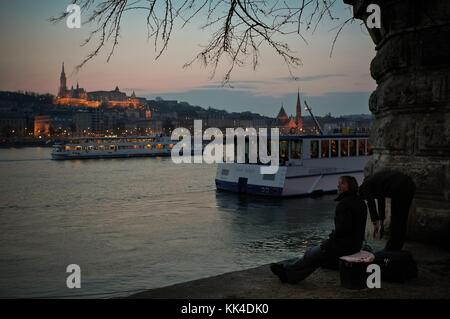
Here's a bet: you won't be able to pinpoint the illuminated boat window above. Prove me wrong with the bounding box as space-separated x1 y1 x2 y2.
290 140 302 159
349 139 357 156
368 141 373 155
280 141 289 164
358 139 367 156
340 140 348 157
321 140 330 158
331 140 339 157
310 140 319 159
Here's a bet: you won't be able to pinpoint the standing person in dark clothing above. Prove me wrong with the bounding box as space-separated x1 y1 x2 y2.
359 170 416 251
270 176 368 284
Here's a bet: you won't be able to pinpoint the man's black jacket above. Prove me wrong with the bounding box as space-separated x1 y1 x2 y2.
359 170 416 222
321 191 368 256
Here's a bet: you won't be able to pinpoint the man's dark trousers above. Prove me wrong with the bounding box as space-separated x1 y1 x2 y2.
282 245 336 283
386 181 416 251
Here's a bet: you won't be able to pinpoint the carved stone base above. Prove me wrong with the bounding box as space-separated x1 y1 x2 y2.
346 0 450 248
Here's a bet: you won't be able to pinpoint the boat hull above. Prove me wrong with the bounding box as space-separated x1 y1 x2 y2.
51 151 171 160
215 157 369 197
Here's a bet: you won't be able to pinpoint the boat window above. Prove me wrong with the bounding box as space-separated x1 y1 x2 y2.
289 140 302 159
310 140 319 159
245 139 249 163
263 140 272 163
76 146 82 151
331 140 338 157
349 139 357 157
255 138 272 165
340 140 348 157
280 141 289 165
109 145 116 150
145 144 152 149
156 144 163 150
368 141 373 155
321 140 330 158
168 144 174 149
358 139 367 156
263 174 276 181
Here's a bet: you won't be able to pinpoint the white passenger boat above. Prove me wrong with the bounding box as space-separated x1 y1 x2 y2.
51 135 175 160
215 134 372 197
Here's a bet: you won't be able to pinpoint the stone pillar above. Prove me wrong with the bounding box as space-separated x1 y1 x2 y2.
344 0 450 247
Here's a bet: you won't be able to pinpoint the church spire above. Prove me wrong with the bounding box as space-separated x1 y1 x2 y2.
58 62 67 97
295 88 303 132
296 89 302 118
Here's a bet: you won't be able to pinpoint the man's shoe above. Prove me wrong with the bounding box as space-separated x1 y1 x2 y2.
270 263 288 283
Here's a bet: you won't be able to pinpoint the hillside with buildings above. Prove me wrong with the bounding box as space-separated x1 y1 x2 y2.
0 90 372 145
0 63 372 145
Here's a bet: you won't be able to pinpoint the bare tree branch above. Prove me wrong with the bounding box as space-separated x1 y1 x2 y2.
329 16 355 58
50 0 353 82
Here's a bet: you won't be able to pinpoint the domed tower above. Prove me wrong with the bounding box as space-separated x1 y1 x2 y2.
275 103 290 134
276 103 289 126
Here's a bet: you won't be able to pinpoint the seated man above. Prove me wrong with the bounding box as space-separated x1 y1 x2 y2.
270 176 368 284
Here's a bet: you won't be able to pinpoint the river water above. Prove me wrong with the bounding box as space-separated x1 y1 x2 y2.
0 147 337 298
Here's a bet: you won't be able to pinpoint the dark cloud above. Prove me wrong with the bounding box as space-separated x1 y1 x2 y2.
192 75 346 91
193 84 255 90
144 88 370 117
275 74 346 82
194 80 270 90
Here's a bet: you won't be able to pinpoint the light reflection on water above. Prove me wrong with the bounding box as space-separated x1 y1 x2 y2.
0 148 336 298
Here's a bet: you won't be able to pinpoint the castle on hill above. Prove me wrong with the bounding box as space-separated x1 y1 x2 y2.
55 63 143 109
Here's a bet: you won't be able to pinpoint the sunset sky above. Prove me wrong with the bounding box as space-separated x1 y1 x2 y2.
0 0 377 117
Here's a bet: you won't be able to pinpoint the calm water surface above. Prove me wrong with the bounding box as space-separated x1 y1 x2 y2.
0 147 337 298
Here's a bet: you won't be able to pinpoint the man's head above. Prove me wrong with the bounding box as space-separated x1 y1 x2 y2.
338 176 359 194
